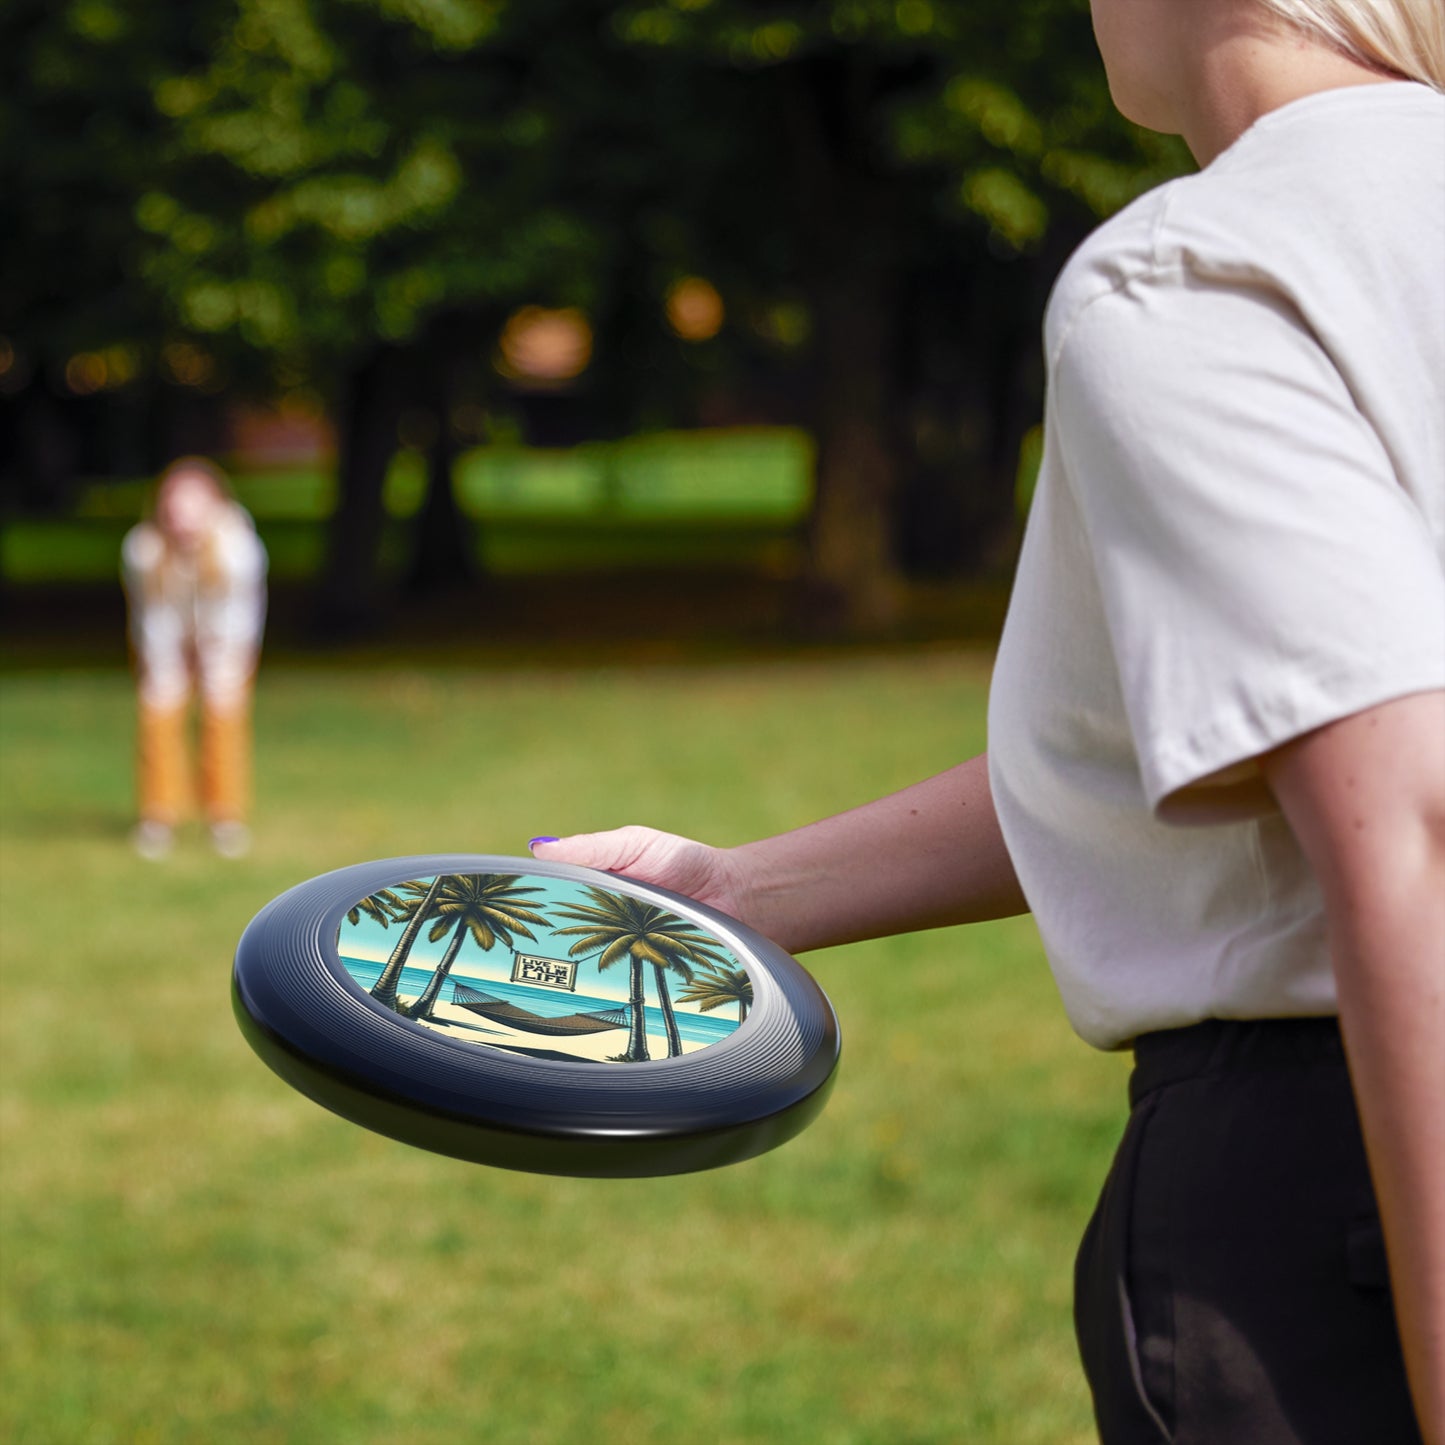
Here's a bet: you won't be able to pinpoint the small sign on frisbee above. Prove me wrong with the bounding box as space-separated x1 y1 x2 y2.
232 855 840 1177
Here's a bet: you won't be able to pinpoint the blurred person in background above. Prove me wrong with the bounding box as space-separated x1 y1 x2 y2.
533 1 1445 1441
122 457 267 860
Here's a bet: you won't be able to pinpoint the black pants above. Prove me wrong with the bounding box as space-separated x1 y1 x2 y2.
1074 1018 1422 1445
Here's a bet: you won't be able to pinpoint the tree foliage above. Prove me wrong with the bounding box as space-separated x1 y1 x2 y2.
1 0 1191 624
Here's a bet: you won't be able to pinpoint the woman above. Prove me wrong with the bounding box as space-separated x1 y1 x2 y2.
531 2 1444 1440
122 457 267 859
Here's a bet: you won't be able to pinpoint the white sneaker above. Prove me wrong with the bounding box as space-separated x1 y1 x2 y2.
210 821 252 859
132 820 174 861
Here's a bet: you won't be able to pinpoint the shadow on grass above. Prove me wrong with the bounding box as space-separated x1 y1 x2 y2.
1 571 1013 673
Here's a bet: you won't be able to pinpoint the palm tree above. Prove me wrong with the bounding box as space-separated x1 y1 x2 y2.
368 876 447 1010
675 965 753 1025
552 889 732 1060
401 874 551 1022
347 889 405 929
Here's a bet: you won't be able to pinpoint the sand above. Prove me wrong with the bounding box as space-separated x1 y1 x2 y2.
402 994 714 1064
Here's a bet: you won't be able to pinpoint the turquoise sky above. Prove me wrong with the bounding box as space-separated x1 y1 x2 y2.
337 874 742 1009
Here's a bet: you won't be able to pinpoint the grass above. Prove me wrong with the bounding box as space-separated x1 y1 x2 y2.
0 652 1128 1444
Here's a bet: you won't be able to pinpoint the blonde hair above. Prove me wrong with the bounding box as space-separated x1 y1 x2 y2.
155 455 233 507
1257 0 1445 89
149 456 238 594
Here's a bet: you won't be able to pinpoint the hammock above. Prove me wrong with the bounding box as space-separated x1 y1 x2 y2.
450 982 628 1036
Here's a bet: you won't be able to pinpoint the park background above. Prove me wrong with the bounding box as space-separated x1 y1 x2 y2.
1 2 1192 1440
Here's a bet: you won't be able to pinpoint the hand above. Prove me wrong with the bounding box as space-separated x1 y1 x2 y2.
528 756 1026 957
530 826 754 925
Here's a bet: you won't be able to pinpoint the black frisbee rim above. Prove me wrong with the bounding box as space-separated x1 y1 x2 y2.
232 854 840 1177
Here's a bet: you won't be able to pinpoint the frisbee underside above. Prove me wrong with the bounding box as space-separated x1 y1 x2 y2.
232 855 840 1177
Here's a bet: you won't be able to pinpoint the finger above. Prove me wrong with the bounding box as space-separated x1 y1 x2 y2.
529 827 654 872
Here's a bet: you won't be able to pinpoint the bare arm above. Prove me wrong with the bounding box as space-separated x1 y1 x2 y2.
1263 690 1445 1445
531 751 1028 955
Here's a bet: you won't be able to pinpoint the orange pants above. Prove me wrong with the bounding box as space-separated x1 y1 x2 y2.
137 693 252 826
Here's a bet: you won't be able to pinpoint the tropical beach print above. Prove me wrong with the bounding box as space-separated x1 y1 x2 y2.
337 873 754 1064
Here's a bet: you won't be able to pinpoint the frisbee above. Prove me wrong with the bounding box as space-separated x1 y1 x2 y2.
232 855 840 1177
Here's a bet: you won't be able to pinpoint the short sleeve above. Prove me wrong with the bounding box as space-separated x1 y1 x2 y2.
200 512 268 661
213 506 268 584
1053 273 1445 822
121 523 163 590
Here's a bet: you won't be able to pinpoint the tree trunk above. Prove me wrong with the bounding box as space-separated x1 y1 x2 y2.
625 955 650 1061
779 58 907 635
405 347 476 597
314 345 405 641
8 382 81 513
371 875 446 1010
652 964 683 1057
894 250 1045 579
804 270 904 632
404 415 473 597
404 918 468 1021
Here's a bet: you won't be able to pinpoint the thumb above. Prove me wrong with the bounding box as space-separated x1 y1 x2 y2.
529 827 741 921
528 826 657 873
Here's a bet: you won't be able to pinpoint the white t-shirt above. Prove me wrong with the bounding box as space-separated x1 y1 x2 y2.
988 82 1445 1051
122 503 268 709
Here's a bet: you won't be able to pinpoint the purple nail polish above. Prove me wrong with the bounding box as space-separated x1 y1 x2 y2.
528 836 559 849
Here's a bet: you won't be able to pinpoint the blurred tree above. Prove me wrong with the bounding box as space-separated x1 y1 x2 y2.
0 0 218 508
2 0 1189 632
125 0 618 632
605 0 1191 624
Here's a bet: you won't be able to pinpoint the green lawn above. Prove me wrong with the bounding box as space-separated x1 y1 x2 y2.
1 428 815 584
0 653 1126 1444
